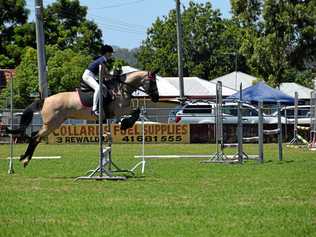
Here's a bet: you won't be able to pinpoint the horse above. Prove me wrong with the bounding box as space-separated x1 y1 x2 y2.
6 70 159 167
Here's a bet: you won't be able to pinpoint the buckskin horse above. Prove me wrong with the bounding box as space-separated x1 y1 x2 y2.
6 70 159 167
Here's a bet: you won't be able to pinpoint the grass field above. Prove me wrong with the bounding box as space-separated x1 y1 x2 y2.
0 143 315 237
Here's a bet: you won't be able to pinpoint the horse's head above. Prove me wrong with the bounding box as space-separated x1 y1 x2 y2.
124 70 159 102
141 71 159 102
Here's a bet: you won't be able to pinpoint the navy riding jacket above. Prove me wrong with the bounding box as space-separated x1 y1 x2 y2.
87 56 108 75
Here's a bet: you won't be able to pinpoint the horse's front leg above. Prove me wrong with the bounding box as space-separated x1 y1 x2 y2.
120 108 140 130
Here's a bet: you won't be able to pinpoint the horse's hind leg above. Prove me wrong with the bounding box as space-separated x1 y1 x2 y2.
20 133 41 167
19 124 56 167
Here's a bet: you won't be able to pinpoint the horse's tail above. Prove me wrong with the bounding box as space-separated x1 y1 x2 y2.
6 99 44 135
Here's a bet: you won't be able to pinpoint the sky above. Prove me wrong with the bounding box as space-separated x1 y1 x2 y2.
25 0 231 49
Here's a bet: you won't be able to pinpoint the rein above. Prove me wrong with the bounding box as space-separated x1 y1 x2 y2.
118 79 147 94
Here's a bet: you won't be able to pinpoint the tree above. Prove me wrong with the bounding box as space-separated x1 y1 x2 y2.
230 0 262 28
231 0 316 87
0 46 91 109
0 0 29 67
0 0 105 69
137 2 245 80
285 0 316 72
43 0 103 56
46 46 92 93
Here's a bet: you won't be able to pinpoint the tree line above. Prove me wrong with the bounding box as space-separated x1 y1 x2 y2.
0 0 315 108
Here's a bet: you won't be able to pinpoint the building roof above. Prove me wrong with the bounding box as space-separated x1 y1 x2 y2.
165 77 236 97
279 82 314 100
210 71 258 90
121 66 236 98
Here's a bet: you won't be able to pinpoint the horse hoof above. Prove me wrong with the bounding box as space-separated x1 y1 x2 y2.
22 159 29 167
20 157 29 167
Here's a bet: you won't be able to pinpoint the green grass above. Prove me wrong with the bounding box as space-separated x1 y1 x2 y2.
0 143 315 237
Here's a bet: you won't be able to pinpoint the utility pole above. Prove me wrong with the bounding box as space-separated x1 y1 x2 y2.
35 0 48 98
175 0 185 104
234 52 238 90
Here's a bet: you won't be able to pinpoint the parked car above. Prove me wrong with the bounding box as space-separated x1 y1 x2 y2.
174 101 215 124
167 105 183 123
273 105 312 124
175 101 275 124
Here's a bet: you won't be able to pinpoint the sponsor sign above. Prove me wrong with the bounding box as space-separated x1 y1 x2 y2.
48 124 190 144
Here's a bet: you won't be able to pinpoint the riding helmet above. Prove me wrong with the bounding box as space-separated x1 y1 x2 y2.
101 44 114 54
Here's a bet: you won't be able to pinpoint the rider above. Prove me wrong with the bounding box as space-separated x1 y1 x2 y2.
82 44 114 116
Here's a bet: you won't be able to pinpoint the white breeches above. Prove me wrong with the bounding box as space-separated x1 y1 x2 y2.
82 69 99 111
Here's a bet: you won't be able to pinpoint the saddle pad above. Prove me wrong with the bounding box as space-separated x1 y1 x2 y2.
78 89 93 107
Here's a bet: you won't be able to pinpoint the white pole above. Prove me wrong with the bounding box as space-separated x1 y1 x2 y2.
107 119 113 171
98 65 104 177
130 106 146 174
294 92 298 139
218 81 223 153
277 101 283 161
8 71 14 174
234 52 238 90
237 83 243 163
258 101 264 163
141 107 145 173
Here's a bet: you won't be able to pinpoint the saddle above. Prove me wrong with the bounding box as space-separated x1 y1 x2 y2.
78 79 115 108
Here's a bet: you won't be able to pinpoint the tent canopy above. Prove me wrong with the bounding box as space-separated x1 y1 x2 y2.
226 82 295 104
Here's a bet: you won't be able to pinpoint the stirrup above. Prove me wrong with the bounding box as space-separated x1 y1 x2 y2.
92 110 99 116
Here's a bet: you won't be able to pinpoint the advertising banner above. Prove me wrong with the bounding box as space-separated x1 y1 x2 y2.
48 123 190 144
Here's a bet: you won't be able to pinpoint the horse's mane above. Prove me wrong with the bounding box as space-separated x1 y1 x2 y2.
122 70 139 76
